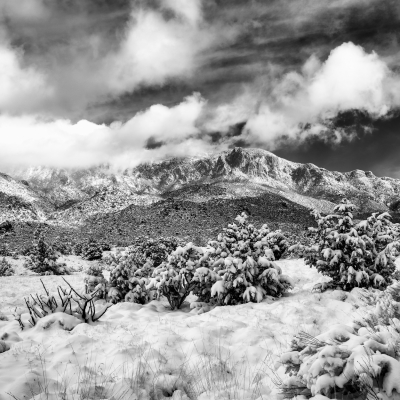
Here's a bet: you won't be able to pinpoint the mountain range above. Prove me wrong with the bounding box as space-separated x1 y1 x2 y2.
1 147 399 247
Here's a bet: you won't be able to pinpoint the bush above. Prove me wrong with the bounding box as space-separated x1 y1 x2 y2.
83 264 107 299
51 238 73 255
206 213 292 305
108 249 153 303
105 237 180 304
24 230 69 275
22 279 111 327
0 257 14 276
279 282 400 399
74 239 110 260
147 243 206 310
0 242 10 257
290 199 399 292
148 213 292 309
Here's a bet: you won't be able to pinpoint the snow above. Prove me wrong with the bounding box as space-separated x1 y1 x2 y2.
0 259 396 400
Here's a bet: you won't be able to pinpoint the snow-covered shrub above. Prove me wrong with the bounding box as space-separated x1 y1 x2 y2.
148 213 292 309
85 263 104 277
107 247 154 304
280 283 400 400
0 257 14 276
291 199 399 292
84 264 107 299
24 231 69 275
105 238 179 304
207 213 292 305
23 279 111 327
147 243 205 310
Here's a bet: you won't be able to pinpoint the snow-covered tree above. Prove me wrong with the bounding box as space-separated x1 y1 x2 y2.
291 199 399 291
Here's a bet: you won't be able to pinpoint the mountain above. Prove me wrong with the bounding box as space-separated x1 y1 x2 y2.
0 172 53 222
2 147 400 247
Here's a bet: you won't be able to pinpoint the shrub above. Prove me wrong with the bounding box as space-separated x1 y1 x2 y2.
0 242 10 257
24 231 69 275
290 199 399 292
206 213 292 305
51 238 73 255
128 237 181 267
108 250 153 304
105 237 180 304
74 239 110 260
82 239 104 260
84 264 107 299
147 243 206 310
23 279 111 327
279 282 400 399
148 213 292 309
0 257 14 276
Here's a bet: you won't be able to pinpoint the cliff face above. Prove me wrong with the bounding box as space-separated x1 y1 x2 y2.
3 147 400 224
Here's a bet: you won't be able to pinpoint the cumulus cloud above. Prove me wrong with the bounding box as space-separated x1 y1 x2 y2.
105 7 209 95
0 94 209 169
235 42 400 149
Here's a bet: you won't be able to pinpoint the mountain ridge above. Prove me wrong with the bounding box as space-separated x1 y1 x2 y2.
2 147 400 226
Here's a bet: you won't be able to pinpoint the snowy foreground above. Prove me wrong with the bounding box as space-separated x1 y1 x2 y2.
0 259 389 400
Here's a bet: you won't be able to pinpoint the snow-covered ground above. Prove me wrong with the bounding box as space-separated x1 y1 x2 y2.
0 259 390 400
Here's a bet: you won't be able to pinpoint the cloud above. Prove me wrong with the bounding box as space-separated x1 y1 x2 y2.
231 42 400 149
0 0 235 117
0 0 49 21
0 94 208 169
105 7 209 95
0 34 52 114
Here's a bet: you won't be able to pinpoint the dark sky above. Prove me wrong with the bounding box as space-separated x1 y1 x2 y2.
0 0 400 175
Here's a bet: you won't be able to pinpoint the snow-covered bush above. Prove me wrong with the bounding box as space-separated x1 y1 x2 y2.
147 243 205 310
105 238 179 304
0 257 14 276
23 279 111 327
24 231 69 275
148 213 292 309
107 247 154 303
207 213 292 305
84 264 107 299
291 199 399 291
279 282 400 400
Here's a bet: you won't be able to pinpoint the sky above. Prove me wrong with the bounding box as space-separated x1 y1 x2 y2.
0 0 400 176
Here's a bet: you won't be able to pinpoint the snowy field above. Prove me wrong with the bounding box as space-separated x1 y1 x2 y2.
0 259 390 400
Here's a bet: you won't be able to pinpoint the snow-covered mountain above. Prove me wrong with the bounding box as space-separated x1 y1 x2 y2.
2 147 400 225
